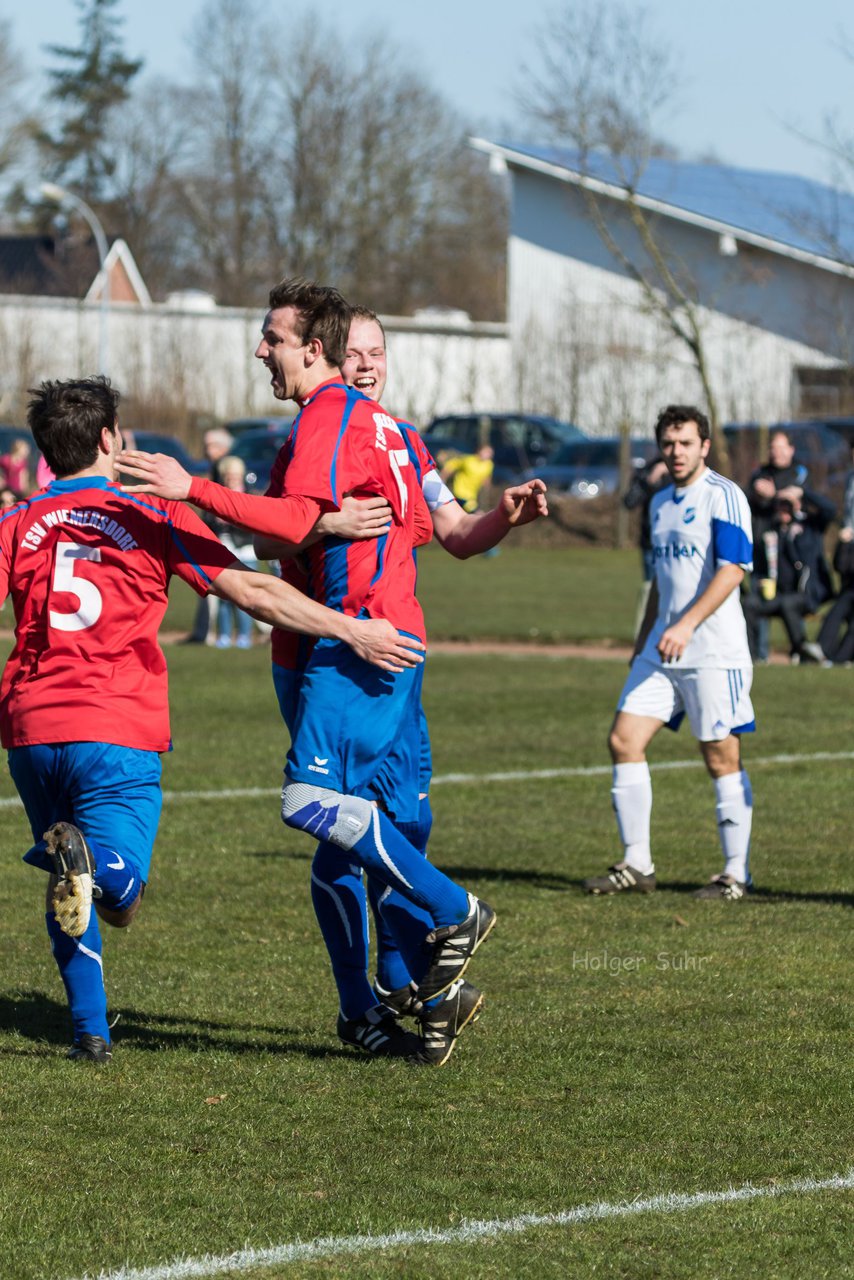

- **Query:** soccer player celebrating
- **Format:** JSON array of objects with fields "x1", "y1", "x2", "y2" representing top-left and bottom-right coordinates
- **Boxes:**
[
  {"x1": 2, "y1": 376, "x2": 425, "y2": 1063},
  {"x1": 118, "y1": 280, "x2": 498, "y2": 1054},
  {"x1": 585, "y1": 405, "x2": 755, "y2": 900}
]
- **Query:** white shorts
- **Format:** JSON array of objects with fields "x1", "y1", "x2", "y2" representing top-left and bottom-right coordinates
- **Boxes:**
[{"x1": 617, "y1": 658, "x2": 755, "y2": 742}]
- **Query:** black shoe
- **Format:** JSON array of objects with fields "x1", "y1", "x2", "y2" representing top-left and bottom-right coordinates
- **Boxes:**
[
  {"x1": 417, "y1": 895, "x2": 496, "y2": 1003},
  {"x1": 693, "y1": 874, "x2": 752, "y2": 900},
  {"x1": 67, "y1": 1034, "x2": 112, "y2": 1063},
  {"x1": 583, "y1": 861, "x2": 657, "y2": 895},
  {"x1": 373, "y1": 981, "x2": 423, "y2": 1019},
  {"x1": 415, "y1": 980, "x2": 484, "y2": 1067},
  {"x1": 337, "y1": 1005, "x2": 421, "y2": 1058},
  {"x1": 44, "y1": 822, "x2": 96, "y2": 937}
]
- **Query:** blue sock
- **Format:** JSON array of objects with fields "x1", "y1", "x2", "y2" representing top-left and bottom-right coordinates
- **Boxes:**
[
  {"x1": 310, "y1": 842, "x2": 377, "y2": 1022},
  {"x1": 86, "y1": 836, "x2": 143, "y2": 912},
  {"x1": 351, "y1": 808, "x2": 469, "y2": 927},
  {"x1": 46, "y1": 912, "x2": 110, "y2": 1043},
  {"x1": 369, "y1": 794, "x2": 436, "y2": 990},
  {"x1": 370, "y1": 879, "x2": 434, "y2": 988}
]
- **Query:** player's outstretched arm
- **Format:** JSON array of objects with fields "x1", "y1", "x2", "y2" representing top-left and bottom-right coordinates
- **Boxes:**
[
  {"x1": 433, "y1": 478, "x2": 548, "y2": 559},
  {"x1": 212, "y1": 565, "x2": 425, "y2": 672}
]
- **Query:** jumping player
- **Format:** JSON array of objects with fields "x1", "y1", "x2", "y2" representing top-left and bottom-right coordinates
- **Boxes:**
[
  {"x1": 2, "y1": 376, "x2": 425, "y2": 1062},
  {"x1": 585, "y1": 404, "x2": 755, "y2": 900}
]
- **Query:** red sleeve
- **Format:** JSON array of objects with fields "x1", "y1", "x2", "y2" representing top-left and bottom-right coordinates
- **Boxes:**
[
  {"x1": 412, "y1": 488, "x2": 433, "y2": 548},
  {"x1": 162, "y1": 499, "x2": 237, "y2": 595},
  {"x1": 188, "y1": 476, "x2": 326, "y2": 545}
]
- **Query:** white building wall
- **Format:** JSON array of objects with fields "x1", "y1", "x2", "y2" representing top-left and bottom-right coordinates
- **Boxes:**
[
  {"x1": 508, "y1": 236, "x2": 840, "y2": 432},
  {"x1": 0, "y1": 296, "x2": 512, "y2": 431}
]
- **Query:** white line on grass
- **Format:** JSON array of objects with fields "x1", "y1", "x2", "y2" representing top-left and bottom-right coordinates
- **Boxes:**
[
  {"x1": 74, "y1": 1169, "x2": 854, "y2": 1280},
  {"x1": 1, "y1": 749, "x2": 853, "y2": 812}
]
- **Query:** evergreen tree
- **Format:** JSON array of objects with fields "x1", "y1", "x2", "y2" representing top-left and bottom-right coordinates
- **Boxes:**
[{"x1": 40, "y1": 0, "x2": 142, "y2": 204}]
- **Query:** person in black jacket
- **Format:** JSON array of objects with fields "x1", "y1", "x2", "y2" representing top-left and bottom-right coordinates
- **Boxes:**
[
  {"x1": 746, "y1": 429, "x2": 809, "y2": 661},
  {"x1": 801, "y1": 529, "x2": 854, "y2": 665},
  {"x1": 742, "y1": 485, "x2": 836, "y2": 662}
]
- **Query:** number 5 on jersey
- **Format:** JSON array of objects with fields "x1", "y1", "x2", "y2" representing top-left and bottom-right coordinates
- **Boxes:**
[{"x1": 50, "y1": 542, "x2": 103, "y2": 631}]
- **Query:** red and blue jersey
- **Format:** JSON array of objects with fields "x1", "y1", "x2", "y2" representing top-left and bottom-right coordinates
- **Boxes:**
[
  {"x1": 186, "y1": 380, "x2": 435, "y2": 672},
  {"x1": 281, "y1": 380, "x2": 430, "y2": 642},
  {"x1": 0, "y1": 477, "x2": 235, "y2": 751}
]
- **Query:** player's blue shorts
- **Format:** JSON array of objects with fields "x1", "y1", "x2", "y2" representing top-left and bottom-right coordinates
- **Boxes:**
[
  {"x1": 9, "y1": 742, "x2": 163, "y2": 882},
  {"x1": 283, "y1": 636, "x2": 425, "y2": 824}
]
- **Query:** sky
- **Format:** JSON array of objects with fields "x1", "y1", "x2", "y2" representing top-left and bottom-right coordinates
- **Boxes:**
[{"x1": 3, "y1": 0, "x2": 853, "y2": 186}]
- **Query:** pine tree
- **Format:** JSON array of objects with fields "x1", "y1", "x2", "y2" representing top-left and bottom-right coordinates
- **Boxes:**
[{"x1": 40, "y1": 0, "x2": 142, "y2": 204}]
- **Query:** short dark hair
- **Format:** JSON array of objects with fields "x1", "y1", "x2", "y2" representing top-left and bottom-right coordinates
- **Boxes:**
[
  {"x1": 266, "y1": 276, "x2": 352, "y2": 369},
  {"x1": 350, "y1": 305, "x2": 386, "y2": 347},
  {"x1": 654, "y1": 404, "x2": 711, "y2": 445},
  {"x1": 27, "y1": 376, "x2": 120, "y2": 477},
  {"x1": 769, "y1": 427, "x2": 794, "y2": 447}
]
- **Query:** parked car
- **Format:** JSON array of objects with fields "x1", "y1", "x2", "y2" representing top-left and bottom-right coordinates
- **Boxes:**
[
  {"x1": 126, "y1": 431, "x2": 209, "y2": 478},
  {"x1": 228, "y1": 425, "x2": 292, "y2": 493},
  {"x1": 514, "y1": 436, "x2": 659, "y2": 499},
  {"x1": 422, "y1": 413, "x2": 586, "y2": 483},
  {"x1": 722, "y1": 421, "x2": 850, "y2": 498},
  {"x1": 0, "y1": 424, "x2": 34, "y2": 454},
  {"x1": 223, "y1": 416, "x2": 294, "y2": 439}
]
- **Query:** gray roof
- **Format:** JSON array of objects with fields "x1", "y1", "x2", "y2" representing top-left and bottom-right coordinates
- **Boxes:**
[{"x1": 487, "y1": 141, "x2": 854, "y2": 265}]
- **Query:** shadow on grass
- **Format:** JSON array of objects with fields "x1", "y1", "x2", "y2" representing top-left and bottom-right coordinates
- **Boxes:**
[{"x1": 0, "y1": 991, "x2": 357, "y2": 1061}]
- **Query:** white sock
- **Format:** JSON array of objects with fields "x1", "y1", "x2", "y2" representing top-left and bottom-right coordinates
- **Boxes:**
[
  {"x1": 611, "y1": 762, "x2": 654, "y2": 874},
  {"x1": 714, "y1": 770, "x2": 753, "y2": 883}
]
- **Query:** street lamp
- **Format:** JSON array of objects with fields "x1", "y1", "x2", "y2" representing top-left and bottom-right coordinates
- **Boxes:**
[{"x1": 40, "y1": 182, "x2": 111, "y2": 376}]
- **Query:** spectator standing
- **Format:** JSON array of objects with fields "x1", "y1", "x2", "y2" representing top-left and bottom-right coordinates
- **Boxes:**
[
  {"x1": 184, "y1": 427, "x2": 234, "y2": 643},
  {"x1": 746, "y1": 429, "x2": 808, "y2": 661},
  {"x1": 211, "y1": 456, "x2": 258, "y2": 649},
  {"x1": 441, "y1": 444, "x2": 495, "y2": 514},
  {"x1": 0, "y1": 439, "x2": 33, "y2": 495},
  {"x1": 623, "y1": 454, "x2": 670, "y2": 634}
]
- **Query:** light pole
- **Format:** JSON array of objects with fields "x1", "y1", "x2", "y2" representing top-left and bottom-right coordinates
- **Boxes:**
[{"x1": 40, "y1": 182, "x2": 111, "y2": 377}]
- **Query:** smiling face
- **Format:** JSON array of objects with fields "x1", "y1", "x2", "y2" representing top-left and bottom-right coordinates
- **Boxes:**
[
  {"x1": 254, "y1": 306, "x2": 309, "y2": 402},
  {"x1": 659, "y1": 419, "x2": 710, "y2": 487},
  {"x1": 341, "y1": 316, "x2": 387, "y2": 401}
]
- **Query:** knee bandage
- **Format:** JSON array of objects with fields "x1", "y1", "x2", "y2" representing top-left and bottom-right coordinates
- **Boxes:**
[{"x1": 281, "y1": 780, "x2": 373, "y2": 851}]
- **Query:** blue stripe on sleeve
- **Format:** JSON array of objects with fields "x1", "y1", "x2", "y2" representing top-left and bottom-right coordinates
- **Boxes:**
[{"x1": 712, "y1": 517, "x2": 752, "y2": 568}]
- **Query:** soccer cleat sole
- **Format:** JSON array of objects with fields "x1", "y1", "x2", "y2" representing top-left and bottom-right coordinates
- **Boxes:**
[{"x1": 45, "y1": 822, "x2": 95, "y2": 938}]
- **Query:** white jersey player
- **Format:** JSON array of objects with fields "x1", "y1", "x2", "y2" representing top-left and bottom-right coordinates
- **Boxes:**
[{"x1": 585, "y1": 405, "x2": 755, "y2": 900}]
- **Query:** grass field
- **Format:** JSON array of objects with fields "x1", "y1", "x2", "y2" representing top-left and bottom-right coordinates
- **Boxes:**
[{"x1": 0, "y1": 548, "x2": 851, "y2": 1279}]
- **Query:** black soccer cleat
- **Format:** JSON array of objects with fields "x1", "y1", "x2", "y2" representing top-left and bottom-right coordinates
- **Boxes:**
[
  {"x1": 417, "y1": 895, "x2": 496, "y2": 1003},
  {"x1": 583, "y1": 861, "x2": 657, "y2": 895},
  {"x1": 67, "y1": 1034, "x2": 112, "y2": 1064},
  {"x1": 415, "y1": 980, "x2": 484, "y2": 1067},
  {"x1": 693, "y1": 874, "x2": 752, "y2": 900},
  {"x1": 337, "y1": 1005, "x2": 421, "y2": 1058},
  {"x1": 44, "y1": 822, "x2": 96, "y2": 937},
  {"x1": 373, "y1": 981, "x2": 423, "y2": 1019}
]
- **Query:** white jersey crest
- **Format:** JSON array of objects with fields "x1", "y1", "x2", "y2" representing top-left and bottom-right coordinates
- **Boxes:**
[{"x1": 641, "y1": 469, "x2": 753, "y2": 669}]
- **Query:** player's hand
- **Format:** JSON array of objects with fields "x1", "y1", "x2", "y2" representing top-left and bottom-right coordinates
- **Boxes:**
[
  {"x1": 500, "y1": 478, "x2": 549, "y2": 526},
  {"x1": 317, "y1": 494, "x2": 392, "y2": 540},
  {"x1": 345, "y1": 617, "x2": 426, "y2": 671},
  {"x1": 657, "y1": 620, "x2": 694, "y2": 663},
  {"x1": 117, "y1": 450, "x2": 193, "y2": 500}
]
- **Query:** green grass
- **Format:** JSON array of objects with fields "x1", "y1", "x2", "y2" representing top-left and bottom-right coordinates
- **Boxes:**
[{"x1": 0, "y1": 554, "x2": 852, "y2": 1279}]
